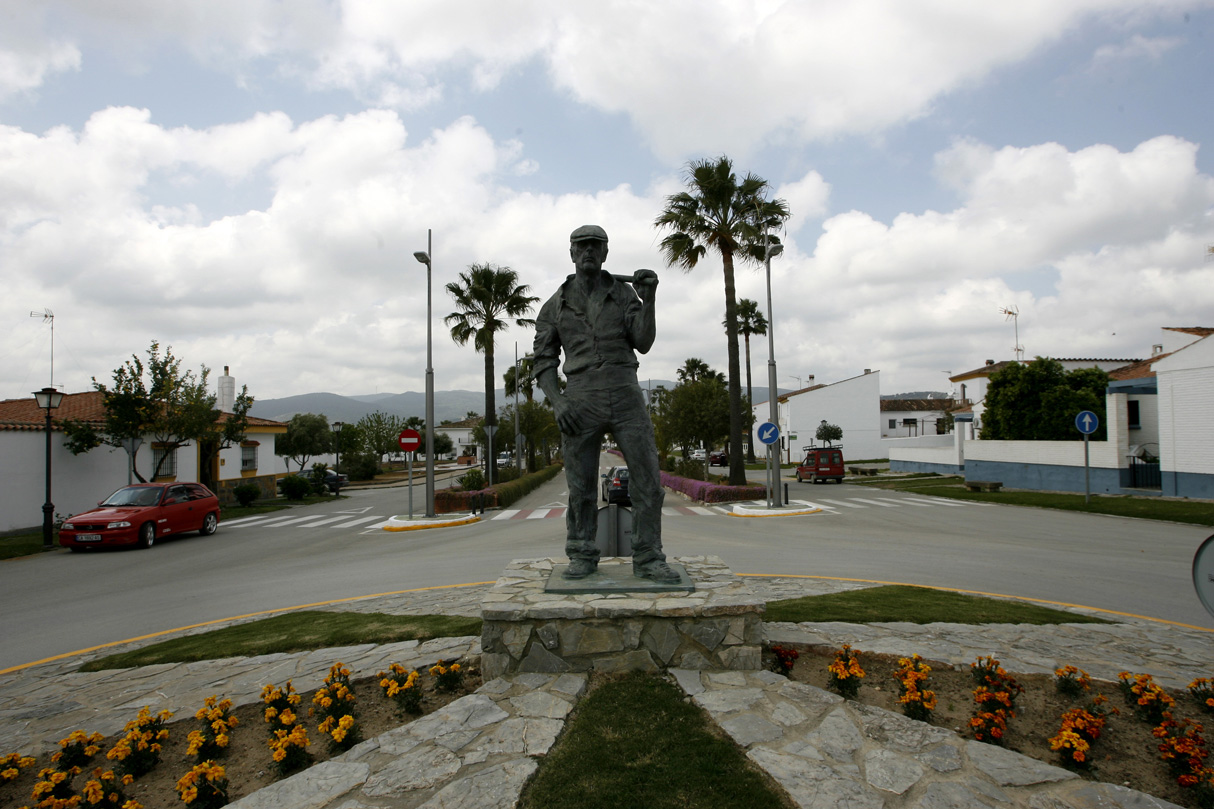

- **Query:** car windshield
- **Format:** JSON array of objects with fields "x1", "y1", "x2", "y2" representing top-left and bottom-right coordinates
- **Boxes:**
[{"x1": 101, "y1": 487, "x2": 162, "y2": 507}]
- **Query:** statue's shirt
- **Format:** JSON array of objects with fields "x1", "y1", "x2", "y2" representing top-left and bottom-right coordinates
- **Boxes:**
[{"x1": 533, "y1": 271, "x2": 645, "y2": 381}]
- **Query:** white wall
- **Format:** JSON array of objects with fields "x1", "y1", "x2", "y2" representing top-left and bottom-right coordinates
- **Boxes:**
[
  {"x1": 1155, "y1": 336, "x2": 1214, "y2": 476},
  {"x1": 755, "y1": 371, "x2": 883, "y2": 461},
  {"x1": 1, "y1": 432, "x2": 133, "y2": 532}
]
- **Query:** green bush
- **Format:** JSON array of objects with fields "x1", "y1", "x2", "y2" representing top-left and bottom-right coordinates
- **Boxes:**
[
  {"x1": 435, "y1": 462, "x2": 564, "y2": 513},
  {"x1": 279, "y1": 475, "x2": 312, "y2": 500},
  {"x1": 343, "y1": 452, "x2": 381, "y2": 481},
  {"x1": 309, "y1": 463, "x2": 329, "y2": 494},
  {"x1": 496, "y1": 465, "x2": 521, "y2": 483},
  {"x1": 233, "y1": 483, "x2": 261, "y2": 507},
  {"x1": 458, "y1": 468, "x2": 486, "y2": 490}
]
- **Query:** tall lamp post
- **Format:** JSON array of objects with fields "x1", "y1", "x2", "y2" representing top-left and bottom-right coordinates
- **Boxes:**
[
  {"x1": 413, "y1": 231, "x2": 436, "y2": 517},
  {"x1": 332, "y1": 422, "x2": 344, "y2": 495},
  {"x1": 513, "y1": 346, "x2": 533, "y2": 472},
  {"x1": 761, "y1": 225, "x2": 784, "y2": 507},
  {"x1": 33, "y1": 387, "x2": 64, "y2": 549}
]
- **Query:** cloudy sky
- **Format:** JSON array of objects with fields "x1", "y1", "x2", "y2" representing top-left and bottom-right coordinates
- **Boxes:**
[{"x1": 3, "y1": 1, "x2": 1212, "y2": 408}]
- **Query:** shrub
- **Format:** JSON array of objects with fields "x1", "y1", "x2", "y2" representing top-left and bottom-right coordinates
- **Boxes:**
[
  {"x1": 660, "y1": 471, "x2": 765, "y2": 504},
  {"x1": 827, "y1": 644, "x2": 865, "y2": 699},
  {"x1": 496, "y1": 465, "x2": 521, "y2": 483},
  {"x1": 458, "y1": 468, "x2": 487, "y2": 490},
  {"x1": 309, "y1": 464, "x2": 329, "y2": 495},
  {"x1": 279, "y1": 475, "x2": 311, "y2": 500},
  {"x1": 233, "y1": 483, "x2": 260, "y2": 507},
  {"x1": 343, "y1": 452, "x2": 380, "y2": 481}
]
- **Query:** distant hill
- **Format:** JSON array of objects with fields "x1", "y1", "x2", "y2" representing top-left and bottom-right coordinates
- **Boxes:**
[
  {"x1": 249, "y1": 390, "x2": 492, "y2": 424},
  {"x1": 881, "y1": 391, "x2": 949, "y2": 400},
  {"x1": 250, "y1": 378, "x2": 792, "y2": 423}
]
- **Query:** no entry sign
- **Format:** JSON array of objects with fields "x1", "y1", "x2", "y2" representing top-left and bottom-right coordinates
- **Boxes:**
[{"x1": 398, "y1": 428, "x2": 421, "y2": 452}]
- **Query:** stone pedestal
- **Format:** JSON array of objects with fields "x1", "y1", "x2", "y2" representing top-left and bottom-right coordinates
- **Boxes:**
[{"x1": 480, "y1": 556, "x2": 764, "y2": 680}]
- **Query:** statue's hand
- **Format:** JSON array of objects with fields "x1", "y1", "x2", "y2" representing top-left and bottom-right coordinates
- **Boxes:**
[
  {"x1": 552, "y1": 395, "x2": 580, "y2": 435},
  {"x1": 632, "y1": 269, "x2": 658, "y2": 303}
]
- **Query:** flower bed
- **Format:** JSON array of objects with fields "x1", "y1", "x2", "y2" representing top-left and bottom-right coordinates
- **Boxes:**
[{"x1": 660, "y1": 471, "x2": 765, "y2": 504}]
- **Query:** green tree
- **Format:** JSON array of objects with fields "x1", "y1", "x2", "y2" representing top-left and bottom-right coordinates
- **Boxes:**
[
  {"x1": 357, "y1": 411, "x2": 405, "y2": 461},
  {"x1": 275, "y1": 413, "x2": 332, "y2": 472},
  {"x1": 655, "y1": 155, "x2": 789, "y2": 485},
  {"x1": 730, "y1": 298, "x2": 768, "y2": 462},
  {"x1": 666, "y1": 374, "x2": 731, "y2": 480},
  {"x1": 816, "y1": 421, "x2": 843, "y2": 446},
  {"x1": 445, "y1": 263, "x2": 539, "y2": 486},
  {"x1": 980, "y1": 358, "x2": 1108, "y2": 440},
  {"x1": 62, "y1": 341, "x2": 252, "y2": 485},
  {"x1": 676, "y1": 357, "x2": 716, "y2": 384},
  {"x1": 504, "y1": 356, "x2": 535, "y2": 403}
]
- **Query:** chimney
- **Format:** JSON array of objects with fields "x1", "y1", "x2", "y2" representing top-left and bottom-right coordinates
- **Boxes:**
[
  {"x1": 218, "y1": 366, "x2": 236, "y2": 413},
  {"x1": 808, "y1": 375, "x2": 815, "y2": 385},
  {"x1": 864, "y1": 369, "x2": 871, "y2": 374},
  {"x1": 1152, "y1": 344, "x2": 1163, "y2": 356}
]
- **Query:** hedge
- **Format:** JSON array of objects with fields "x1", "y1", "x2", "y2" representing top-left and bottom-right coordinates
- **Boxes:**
[
  {"x1": 434, "y1": 462, "x2": 564, "y2": 513},
  {"x1": 660, "y1": 471, "x2": 765, "y2": 504}
]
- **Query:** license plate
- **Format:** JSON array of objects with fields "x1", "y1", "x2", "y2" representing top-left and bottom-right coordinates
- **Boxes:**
[{"x1": 76, "y1": 534, "x2": 102, "y2": 542}]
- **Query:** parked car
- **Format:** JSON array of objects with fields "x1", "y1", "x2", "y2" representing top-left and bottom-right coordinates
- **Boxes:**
[
  {"x1": 709, "y1": 450, "x2": 728, "y2": 466},
  {"x1": 321, "y1": 469, "x2": 349, "y2": 492},
  {"x1": 600, "y1": 466, "x2": 631, "y2": 505},
  {"x1": 690, "y1": 448, "x2": 707, "y2": 461},
  {"x1": 497, "y1": 451, "x2": 514, "y2": 468},
  {"x1": 796, "y1": 447, "x2": 845, "y2": 484},
  {"x1": 59, "y1": 482, "x2": 220, "y2": 551}
]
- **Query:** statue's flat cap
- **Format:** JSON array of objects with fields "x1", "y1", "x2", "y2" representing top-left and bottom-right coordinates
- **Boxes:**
[{"x1": 570, "y1": 224, "x2": 608, "y2": 243}]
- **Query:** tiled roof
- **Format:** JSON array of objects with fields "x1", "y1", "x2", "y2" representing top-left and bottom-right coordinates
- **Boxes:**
[
  {"x1": 881, "y1": 398, "x2": 958, "y2": 412},
  {"x1": 950, "y1": 361, "x2": 1017, "y2": 382},
  {"x1": 0, "y1": 390, "x2": 286, "y2": 432},
  {"x1": 1107, "y1": 353, "x2": 1174, "y2": 381},
  {"x1": 1163, "y1": 326, "x2": 1214, "y2": 337}
]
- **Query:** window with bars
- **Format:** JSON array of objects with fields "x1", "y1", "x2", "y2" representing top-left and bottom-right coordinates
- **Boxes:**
[
  {"x1": 241, "y1": 444, "x2": 258, "y2": 471},
  {"x1": 152, "y1": 446, "x2": 177, "y2": 479}
]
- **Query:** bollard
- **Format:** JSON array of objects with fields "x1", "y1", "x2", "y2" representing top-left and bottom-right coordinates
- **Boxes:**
[{"x1": 784, "y1": 482, "x2": 789, "y2": 503}]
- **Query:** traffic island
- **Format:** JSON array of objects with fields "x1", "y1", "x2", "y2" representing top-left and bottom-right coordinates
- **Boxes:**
[
  {"x1": 728, "y1": 500, "x2": 824, "y2": 517},
  {"x1": 479, "y1": 556, "x2": 764, "y2": 680},
  {"x1": 382, "y1": 514, "x2": 481, "y2": 531}
]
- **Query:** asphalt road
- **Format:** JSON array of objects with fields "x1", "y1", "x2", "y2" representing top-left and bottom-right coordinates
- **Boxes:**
[{"x1": 2, "y1": 463, "x2": 1210, "y2": 672}]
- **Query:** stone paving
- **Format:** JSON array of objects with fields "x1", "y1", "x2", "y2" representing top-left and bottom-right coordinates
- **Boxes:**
[{"x1": 2, "y1": 573, "x2": 1211, "y2": 808}]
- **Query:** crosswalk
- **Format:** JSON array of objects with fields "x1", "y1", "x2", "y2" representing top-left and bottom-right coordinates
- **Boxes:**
[{"x1": 218, "y1": 494, "x2": 993, "y2": 532}]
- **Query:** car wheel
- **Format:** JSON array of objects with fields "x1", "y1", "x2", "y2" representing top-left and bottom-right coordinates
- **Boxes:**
[
  {"x1": 796, "y1": 472, "x2": 803, "y2": 483},
  {"x1": 836, "y1": 477, "x2": 843, "y2": 484},
  {"x1": 68, "y1": 546, "x2": 83, "y2": 553},
  {"x1": 138, "y1": 522, "x2": 155, "y2": 549},
  {"x1": 199, "y1": 513, "x2": 218, "y2": 536}
]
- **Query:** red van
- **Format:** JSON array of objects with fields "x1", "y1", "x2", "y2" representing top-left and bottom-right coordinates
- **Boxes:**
[{"x1": 796, "y1": 447, "x2": 844, "y2": 484}]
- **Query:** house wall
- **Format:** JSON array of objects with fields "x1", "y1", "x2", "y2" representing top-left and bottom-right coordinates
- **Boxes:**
[
  {"x1": 757, "y1": 371, "x2": 883, "y2": 462},
  {"x1": 1, "y1": 433, "x2": 131, "y2": 533},
  {"x1": 1155, "y1": 336, "x2": 1214, "y2": 498},
  {"x1": 881, "y1": 410, "x2": 949, "y2": 438}
]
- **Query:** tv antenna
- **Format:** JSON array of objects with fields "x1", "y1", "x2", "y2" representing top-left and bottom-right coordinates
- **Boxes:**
[
  {"x1": 999, "y1": 305, "x2": 1023, "y2": 362},
  {"x1": 29, "y1": 308, "x2": 55, "y2": 387}
]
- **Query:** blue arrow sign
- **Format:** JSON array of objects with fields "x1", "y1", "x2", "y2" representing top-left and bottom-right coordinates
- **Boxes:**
[
  {"x1": 757, "y1": 422, "x2": 780, "y2": 445},
  {"x1": 1075, "y1": 410, "x2": 1099, "y2": 435}
]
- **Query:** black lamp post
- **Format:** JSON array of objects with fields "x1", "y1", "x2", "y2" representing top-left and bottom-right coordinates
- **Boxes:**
[
  {"x1": 413, "y1": 231, "x2": 436, "y2": 518},
  {"x1": 332, "y1": 421, "x2": 344, "y2": 495},
  {"x1": 33, "y1": 386, "x2": 64, "y2": 549}
]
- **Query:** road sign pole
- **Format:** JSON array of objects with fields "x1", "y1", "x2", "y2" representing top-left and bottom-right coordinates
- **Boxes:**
[
  {"x1": 1084, "y1": 434, "x2": 1090, "y2": 505},
  {"x1": 408, "y1": 453, "x2": 414, "y2": 519}
]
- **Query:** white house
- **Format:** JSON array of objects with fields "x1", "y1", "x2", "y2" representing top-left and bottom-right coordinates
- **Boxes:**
[
  {"x1": 881, "y1": 399, "x2": 957, "y2": 438},
  {"x1": 752, "y1": 370, "x2": 883, "y2": 461},
  {"x1": 0, "y1": 372, "x2": 286, "y2": 533},
  {"x1": 891, "y1": 327, "x2": 1213, "y2": 498}
]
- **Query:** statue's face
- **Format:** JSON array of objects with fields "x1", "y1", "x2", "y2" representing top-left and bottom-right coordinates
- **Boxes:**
[{"x1": 570, "y1": 239, "x2": 608, "y2": 272}]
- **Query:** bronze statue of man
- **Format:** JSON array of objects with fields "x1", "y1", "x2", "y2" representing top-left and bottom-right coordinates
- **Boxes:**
[{"x1": 533, "y1": 225, "x2": 678, "y2": 582}]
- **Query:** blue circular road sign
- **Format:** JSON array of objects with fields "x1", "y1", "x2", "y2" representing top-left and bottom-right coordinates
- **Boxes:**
[
  {"x1": 1075, "y1": 410, "x2": 1100, "y2": 435},
  {"x1": 757, "y1": 422, "x2": 781, "y2": 445}
]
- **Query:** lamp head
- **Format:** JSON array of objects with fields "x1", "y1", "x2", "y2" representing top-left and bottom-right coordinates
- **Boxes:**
[
  {"x1": 413, "y1": 251, "x2": 430, "y2": 266},
  {"x1": 33, "y1": 387, "x2": 63, "y2": 410}
]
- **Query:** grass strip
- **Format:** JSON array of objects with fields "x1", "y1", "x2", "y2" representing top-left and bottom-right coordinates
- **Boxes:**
[
  {"x1": 520, "y1": 672, "x2": 796, "y2": 809},
  {"x1": 869, "y1": 481, "x2": 1214, "y2": 526},
  {"x1": 0, "y1": 533, "x2": 51, "y2": 561},
  {"x1": 80, "y1": 611, "x2": 482, "y2": 671},
  {"x1": 763, "y1": 584, "x2": 1110, "y2": 625}
]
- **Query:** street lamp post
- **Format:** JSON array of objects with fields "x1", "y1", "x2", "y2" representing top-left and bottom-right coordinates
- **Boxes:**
[
  {"x1": 413, "y1": 231, "x2": 436, "y2": 517},
  {"x1": 513, "y1": 346, "x2": 533, "y2": 472},
  {"x1": 762, "y1": 228, "x2": 785, "y2": 508},
  {"x1": 332, "y1": 422, "x2": 344, "y2": 495},
  {"x1": 33, "y1": 387, "x2": 64, "y2": 550}
]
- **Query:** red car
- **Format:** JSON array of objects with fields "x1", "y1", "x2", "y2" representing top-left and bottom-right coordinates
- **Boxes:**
[
  {"x1": 796, "y1": 448, "x2": 845, "y2": 484},
  {"x1": 59, "y1": 482, "x2": 221, "y2": 551}
]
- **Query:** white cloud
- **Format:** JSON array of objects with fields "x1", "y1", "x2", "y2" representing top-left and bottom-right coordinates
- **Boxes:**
[{"x1": 1089, "y1": 33, "x2": 1183, "y2": 70}]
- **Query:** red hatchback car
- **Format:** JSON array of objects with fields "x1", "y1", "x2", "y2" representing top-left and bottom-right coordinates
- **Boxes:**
[{"x1": 59, "y1": 482, "x2": 221, "y2": 551}]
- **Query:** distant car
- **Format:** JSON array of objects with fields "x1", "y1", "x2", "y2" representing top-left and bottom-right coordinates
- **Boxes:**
[
  {"x1": 796, "y1": 447, "x2": 845, "y2": 484},
  {"x1": 321, "y1": 469, "x2": 349, "y2": 492},
  {"x1": 690, "y1": 448, "x2": 707, "y2": 461},
  {"x1": 59, "y1": 482, "x2": 220, "y2": 551},
  {"x1": 497, "y1": 451, "x2": 514, "y2": 468},
  {"x1": 709, "y1": 450, "x2": 728, "y2": 466},
  {"x1": 600, "y1": 466, "x2": 631, "y2": 505}
]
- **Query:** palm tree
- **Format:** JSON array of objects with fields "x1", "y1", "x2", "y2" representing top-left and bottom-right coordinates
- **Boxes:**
[
  {"x1": 677, "y1": 357, "x2": 713, "y2": 384},
  {"x1": 656, "y1": 156, "x2": 789, "y2": 485},
  {"x1": 727, "y1": 298, "x2": 768, "y2": 463},
  {"x1": 444, "y1": 263, "x2": 539, "y2": 485},
  {"x1": 503, "y1": 357, "x2": 535, "y2": 403}
]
